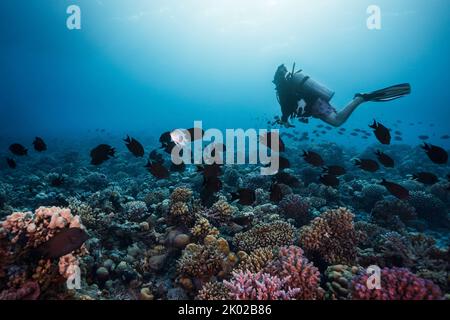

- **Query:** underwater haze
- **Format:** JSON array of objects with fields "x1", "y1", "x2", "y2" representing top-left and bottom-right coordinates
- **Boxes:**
[
  {"x1": 1, "y1": 0, "x2": 450, "y2": 141},
  {"x1": 0, "y1": 0, "x2": 450, "y2": 302}
]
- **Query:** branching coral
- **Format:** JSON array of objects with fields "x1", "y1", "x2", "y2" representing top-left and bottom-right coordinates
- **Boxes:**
[
  {"x1": 224, "y1": 271, "x2": 300, "y2": 300},
  {"x1": 408, "y1": 191, "x2": 447, "y2": 225},
  {"x1": 170, "y1": 187, "x2": 193, "y2": 203},
  {"x1": 279, "y1": 194, "x2": 312, "y2": 226},
  {"x1": 177, "y1": 235, "x2": 237, "y2": 284},
  {"x1": 190, "y1": 217, "x2": 219, "y2": 241},
  {"x1": 371, "y1": 199, "x2": 417, "y2": 230},
  {"x1": 299, "y1": 207, "x2": 361, "y2": 265},
  {"x1": 206, "y1": 199, "x2": 236, "y2": 225},
  {"x1": 225, "y1": 246, "x2": 323, "y2": 300},
  {"x1": 352, "y1": 267, "x2": 443, "y2": 300},
  {"x1": 233, "y1": 221, "x2": 295, "y2": 252},
  {"x1": 197, "y1": 281, "x2": 230, "y2": 300},
  {"x1": 265, "y1": 246, "x2": 324, "y2": 300},
  {"x1": 0, "y1": 281, "x2": 40, "y2": 300},
  {"x1": 234, "y1": 248, "x2": 275, "y2": 273}
]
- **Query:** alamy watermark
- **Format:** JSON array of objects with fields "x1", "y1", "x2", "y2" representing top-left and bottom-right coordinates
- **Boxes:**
[
  {"x1": 66, "y1": 4, "x2": 381, "y2": 31},
  {"x1": 170, "y1": 121, "x2": 281, "y2": 175},
  {"x1": 67, "y1": 5, "x2": 81, "y2": 30},
  {"x1": 367, "y1": 5, "x2": 382, "y2": 30},
  {"x1": 366, "y1": 265, "x2": 382, "y2": 290}
]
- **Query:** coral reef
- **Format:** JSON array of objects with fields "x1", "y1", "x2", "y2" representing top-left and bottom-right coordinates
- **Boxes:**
[
  {"x1": 352, "y1": 267, "x2": 443, "y2": 300},
  {"x1": 299, "y1": 207, "x2": 361, "y2": 265},
  {"x1": 233, "y1": 221, "x2": 296, "y2": 252},
  {"x1": 279, "y1": 194, "x2": 312, "y2": 226}
]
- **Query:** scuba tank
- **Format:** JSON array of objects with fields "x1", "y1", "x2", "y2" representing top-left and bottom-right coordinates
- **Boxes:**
[{"x1": 287, "y1": 64, "x2": 335, "y2": 102}]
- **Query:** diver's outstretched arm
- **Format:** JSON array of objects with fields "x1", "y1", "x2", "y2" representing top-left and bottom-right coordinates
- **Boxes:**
[{"x1": 319, "y1": 96, "x2": 365, "y2": 127}]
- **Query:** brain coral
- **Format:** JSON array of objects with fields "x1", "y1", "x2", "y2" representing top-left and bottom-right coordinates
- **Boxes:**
[{"x1": 299, "y1": 207, "x2": 360, "y2": 265}]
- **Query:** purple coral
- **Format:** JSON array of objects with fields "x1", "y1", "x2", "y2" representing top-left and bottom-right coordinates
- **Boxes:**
[
  {"x1": 279, "y1": 194, "x2": 311, "y2": 226},
  {"x1": 352, "y1": 267, "x2": 442, "y2": 300},
  {"x1": 0, "y1": 281, "x2": 40, "y2": 300}
]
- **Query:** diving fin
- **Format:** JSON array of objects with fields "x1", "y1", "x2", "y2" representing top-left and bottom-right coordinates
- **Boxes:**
[{"x1": 356, "y1": 83, "x2": 411, "y2": 102}]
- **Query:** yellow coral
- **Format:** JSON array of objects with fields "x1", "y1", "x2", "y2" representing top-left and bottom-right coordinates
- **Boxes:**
[
  {"x1": 170, "y1": 187, "x2": 193, "y2": 203},
  {"x1": 190, "y1": 217, "x2": 219, "y2": 240},
  {"x1": 234, "y1": 247, "x2": 275, "y2": 273},
  {"x1": 233, "y1": 221, "x2": 295, "y2": 252}
]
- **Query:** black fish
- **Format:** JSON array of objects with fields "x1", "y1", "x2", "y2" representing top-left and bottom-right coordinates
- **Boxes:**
[
  {"x1": 159, "y1": 131, "x2": 177, "y2": 154},
  {"x1": 149, "y1": 149, "x2": 164, "y2": 164},
  {"x1": 185, "y1": 127, "x2": 205, "y2": 141},
  {"x1": 350, "y1": 132, "x2": 358, "y2": 137},
  {"x1": 203, "y1": 175, "x2": 222, "y2": 192},
  {"x1": 159, "y1": 131, "x2": 172, "y2": 145},
  {"x1": 375, "y1": 150, "x2": 395, "y2": 168},
  {"x1": 302, "y1": 151, "x2": 324, "y2": 167},
  {"x1": 323, "y1": 165, "x2": 346, "y2": 176},
  {"x1": 411, "y1": 172, "x2": 438, "y2": 185},
  {"x1": 6, "y1": 158, "x2": 16, "y2": 169},
  {"x1": 354, "y1": 159, "x2": 379, "y2": 172},
  {"x1": 394, "y1": 136, "x2": 403, "y2": 141},
  {"x1": 124, "y1": 136, "x2": 144, "y2": 157},
  {"x1": 50, "y1": 175, "x2": 65, "y2": 187},
  {"x1": 270, "y1": 183, "x2": 283, "y2": 203},
  {"x1": 380, "y1": 179, "x2": 410, "y2": 200},
  {"x1": 260, "y1": 132, "x2": 285, "y2": 152},
  {"x1": 276, "y1": 172, "x2": 300, "y2": 188},
  {"x1": 197, "y1": 163, "x2": 223, "y2": 178},
  {"x1": 369, "y1": 120, "x2": 391, "y2": 145},
  {"x1": 231, "y1": 189, "x2": 256, "y2": 206},
  {"x1": 418, "y1": 135, "x2": 429, "y2": 141},
  {"x1": 421, "y1": 143, "x2": 448, "y2": 164},
  {"x1": 145, "y1": 161, "x2": 170, "y2": 179},
  {"x1": 441, "y1": 135, "x2": 450, "y2": 140},
  {"x1": 394, "y1": 131, "x2": 402, "y2": 136},
  {"x1": 35, "y1": 228, "x2": 89, "y2": 260},
  {"x1": 278, "y1": 156, "x2": 291, "y2": 170},
  {"x1": 319, "y1": 174, "x2": 340, "y2": 187},
  {"x1": 33, "y1": 137, "x2": 47, "y2": 152},
  {"x1": 90, "y1": 144, "x2": 115, "y2": 165},
  {"x1": 9, "y1": 143, "x2": 28, "y2": 156}
]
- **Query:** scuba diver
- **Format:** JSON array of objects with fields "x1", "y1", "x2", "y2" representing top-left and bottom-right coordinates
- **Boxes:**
[{"x1": 273, "y1": 64, "x2": 411, "y2": 127}]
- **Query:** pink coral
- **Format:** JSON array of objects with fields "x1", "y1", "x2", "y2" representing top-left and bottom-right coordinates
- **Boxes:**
[
  {"x1": 352, "y1": 267, "x2": 443, "y2": 300},
  {"x1": 0, "y1": 281, "x2": 40, "y2": 300},
  {"x1": 224, "y1": 271, "x2": 300, "y2": 300},
  {"x1": 266, "y1": 246, "x2": 323, "y2": 299},
  {"x1": 2, "y1": 206, "x2": 83, "y2": 248},
  {"x1": 224, "y1": 246, "x2": 323, "y2": 300}
]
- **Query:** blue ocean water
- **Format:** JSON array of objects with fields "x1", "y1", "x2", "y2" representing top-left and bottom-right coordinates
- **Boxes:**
[{"x1": 1, "y1": 0, "x2": 449, "y2": 147}]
